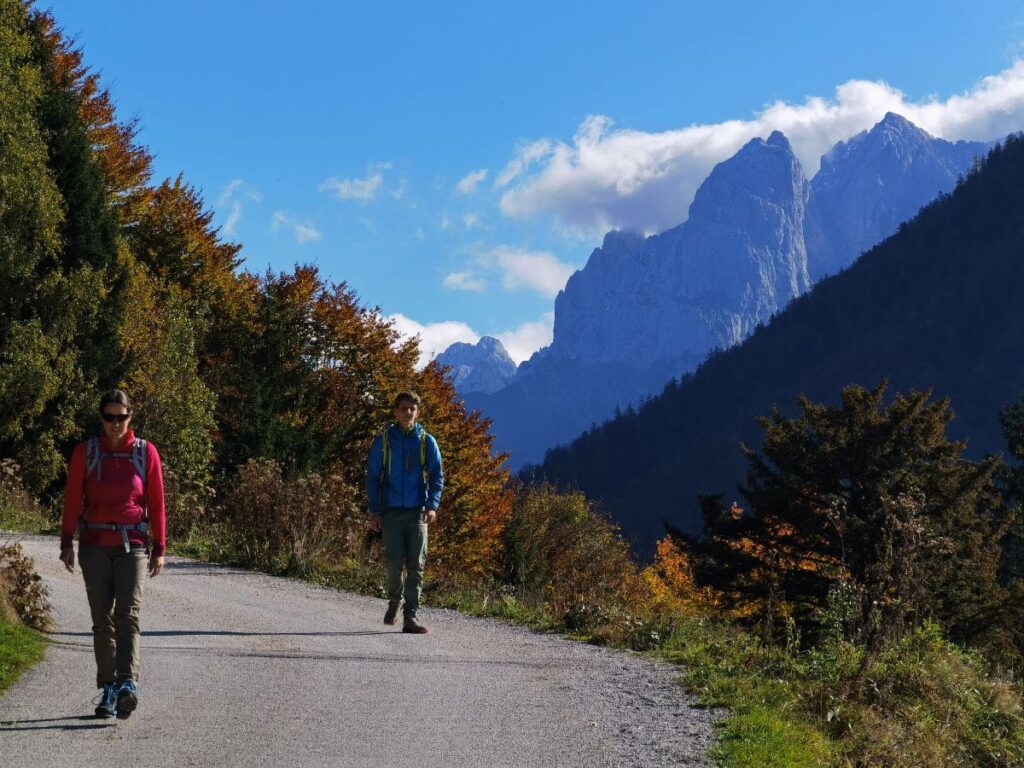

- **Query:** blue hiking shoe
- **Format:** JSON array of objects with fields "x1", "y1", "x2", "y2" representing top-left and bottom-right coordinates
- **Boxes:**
[
  {"x1": 94, "y1": 683, "x2": 117, "y2": 719},
  {"x1": 115, "y1": 680, "x2": 139, "y2": 719}
]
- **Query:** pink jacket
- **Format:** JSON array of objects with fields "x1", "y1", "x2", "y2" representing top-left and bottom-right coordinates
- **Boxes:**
[{"x1": 61, "y1": 430, "x2": 166, "y2": 557}]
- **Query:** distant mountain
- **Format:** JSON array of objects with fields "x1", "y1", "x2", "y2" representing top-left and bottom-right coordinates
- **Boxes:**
[
  {"x1": 460, "y1": 115, "x2": 989, "y2": 470},
  {"x1": 529, "y1": 136, "x2": 1024, "y2": 552},
  {"x1": 806, "y1": 112, "x2": 989, "y2": 280},
  {"x1": 435, "y1": 336, "x2": 517, "y2": 395}
]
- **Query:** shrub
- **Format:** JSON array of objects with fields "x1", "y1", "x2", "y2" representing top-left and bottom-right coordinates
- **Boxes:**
[
  {"x1": 213, "y1": 458, "x2": 363, "y2": 576},
  {"x1": 162, "y1": 466, "x2": 214, "y2": 541},
  {"x1": 0, "y1": 542, "x2": 51, "y2": 631},
  {"x1": 0, "y1": 459, "x2": 53, "y2": 533},
  {"x1": 504, "y1": 484, "x2": 642, "y2": 623}
]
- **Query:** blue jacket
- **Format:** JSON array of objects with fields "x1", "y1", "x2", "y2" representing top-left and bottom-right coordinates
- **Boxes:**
[{"x1": 365, "y1": 423, "x2": 444, "y2": 514}]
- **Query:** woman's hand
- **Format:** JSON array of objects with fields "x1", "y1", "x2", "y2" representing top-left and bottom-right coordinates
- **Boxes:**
[
  {"x1": 59, "y1": 546, "x2": 75, "y2": 573},
  {"x1": 149, "y1": 553, "x2": 165, "y2": 577}
]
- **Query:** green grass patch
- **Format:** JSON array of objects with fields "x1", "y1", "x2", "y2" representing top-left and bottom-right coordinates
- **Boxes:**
[
  {"x1": 0, "y1": 614, "x2": 46, "y2": 695},
  {"x1": 657, "y1": 616, "x2": 1024, "y2": 768},
  {"x1": 660, "y1": 616, "x2": 835, "y2": 768}
]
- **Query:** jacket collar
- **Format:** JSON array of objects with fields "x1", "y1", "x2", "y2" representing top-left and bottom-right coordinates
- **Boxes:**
[
  {"x1": 100, "y1": 429, "x2": 136, "y2": 452},
  {"x1": 390, "y1": 422, "x2": 422, "y2": 438}
]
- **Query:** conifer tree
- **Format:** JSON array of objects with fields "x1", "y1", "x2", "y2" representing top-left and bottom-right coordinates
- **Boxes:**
[
  {"x1": 697, "y1": 383, "x2": 1015, "y2": 653},
  {"x1": 0, "y1": 0, "x2": 79, "y2": 489}
]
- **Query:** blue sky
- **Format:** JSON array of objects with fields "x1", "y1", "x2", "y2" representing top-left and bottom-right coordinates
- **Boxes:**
[{"x1": 44, "y1": 1, "x2": 1024, "y2": 363}]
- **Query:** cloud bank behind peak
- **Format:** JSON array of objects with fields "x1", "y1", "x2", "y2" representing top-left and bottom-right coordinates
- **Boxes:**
[{"x1": 498, "y1": 62, "x2": 1024, "y2": 236}]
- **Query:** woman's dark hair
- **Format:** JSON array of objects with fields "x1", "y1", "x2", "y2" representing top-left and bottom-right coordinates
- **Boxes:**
[
  {"x1": 99, "y1": 389, "x2": 132, "y2": 414},
  {"x1": 393, "y1": 391, "x2": 421, "y2": 408}
]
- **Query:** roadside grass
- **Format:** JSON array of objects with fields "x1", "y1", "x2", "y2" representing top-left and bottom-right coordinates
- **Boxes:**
[{"x1": 0, "y1": 613, "x2": 45, "y2": 695}]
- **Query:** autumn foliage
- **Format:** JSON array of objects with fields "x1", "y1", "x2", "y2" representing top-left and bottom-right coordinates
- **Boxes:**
[{"x1": 0, "y1": 1, "x2": 511, "y2": 585}]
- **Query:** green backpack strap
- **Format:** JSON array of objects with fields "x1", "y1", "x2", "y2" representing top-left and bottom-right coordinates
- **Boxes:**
[{"x1": 379, "y1": 428, "x2": 391, "y2": 481}]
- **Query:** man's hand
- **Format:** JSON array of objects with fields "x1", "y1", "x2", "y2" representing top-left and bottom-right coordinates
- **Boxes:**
[
  {"x1": 149, "y1": 553, "x2": 165, "y2": 578},
  {"x1": 421, "y1": 509, "x2": 437, "y2": 525},
  {"x1": 368, "y1": 514, "x2": 383, "y2": 532},
  {"x1": 59, "y1": 546, "x2": 75, "y2": 573}
]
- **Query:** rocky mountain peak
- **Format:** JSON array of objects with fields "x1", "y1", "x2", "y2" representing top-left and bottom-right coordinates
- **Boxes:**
[
  {"x1": 435, "y1": 336, "x2": 517, "y2": 395},
  {"x1": 806, "y1": 113, "x2": 989, "y2": 280}
]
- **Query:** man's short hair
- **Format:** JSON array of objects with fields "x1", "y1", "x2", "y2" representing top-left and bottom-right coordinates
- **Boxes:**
[{"x1": 393, "y1": 391, "x2": 422, "y2": 409}]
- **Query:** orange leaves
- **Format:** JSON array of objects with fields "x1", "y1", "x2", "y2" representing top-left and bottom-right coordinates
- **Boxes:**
[{"x1": 640, "y1": 536, "x2": 720, "y2": 614}]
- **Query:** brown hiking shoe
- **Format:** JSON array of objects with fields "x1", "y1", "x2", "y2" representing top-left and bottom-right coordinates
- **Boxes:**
[
  {"x1": 384, "y1": 601, "x2": 400, "y2": 626},
  {"x1": 402, "y1": 616, "x2": 428, "y2": 634}
]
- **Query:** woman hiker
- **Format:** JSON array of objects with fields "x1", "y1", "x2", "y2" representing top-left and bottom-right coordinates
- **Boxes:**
[{"x1": 59, "y1": 389, "x2": 166, "y2": 719}]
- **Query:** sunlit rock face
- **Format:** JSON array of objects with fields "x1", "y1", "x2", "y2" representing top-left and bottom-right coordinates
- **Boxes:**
[
  {"x1": 435, "y1": 336, "x2": 517, "y2": 395},
  {"x1": 805, "y1": 112, "x2": 990, "y2": 281}
]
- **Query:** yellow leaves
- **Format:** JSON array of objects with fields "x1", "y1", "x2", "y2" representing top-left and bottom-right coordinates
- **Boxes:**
[{"x1": 640, "y1": 536, "x2": 720, "y2": 614}]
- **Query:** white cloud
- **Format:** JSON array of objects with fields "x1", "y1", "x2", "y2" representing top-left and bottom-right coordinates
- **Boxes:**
[
  {"x1": 439, "y1": 215, "x2": 452, "y2": 230},
  {"x1": 462, "y1": 213, "x2": 482, "y2": 229},
  {"x1": 387, "y1": 312, "x2": 553, "y2": 367},
  {"x1": 456, "y1": 168, "x2": 488, "y2": 195},
  {"x1": 271, "y1": 211, "x2": 322, "y2": 244},
  {"x1": 217, "y1": 179, "x2": 262, "y2": 237},
  {"x1": 481, "y1": 245, "x2": 576, "y2": 298},
  {"x1": 443, "y1": 271, "x2": 487, "y2": 292},
  {"x1": 496, "y1": 313, "x2": 554, "y2": 364},
  {"x1": 499, "y1": 61, "x2": 1024, "y2": 235},
  {"x1": 319, "y1": 162, "x2": 392, "y2": 201},
  {"x1": 388, "y1": 314, "x2": 479, "y2": 368}
]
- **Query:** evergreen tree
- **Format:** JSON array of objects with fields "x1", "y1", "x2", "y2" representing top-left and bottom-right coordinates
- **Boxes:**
[
  {"x1": 0, "y1": 0, "x2": 77, "y2": 489},
  {"x1": 697, "y1": 383, "x2": 1016, "y2": 656}
]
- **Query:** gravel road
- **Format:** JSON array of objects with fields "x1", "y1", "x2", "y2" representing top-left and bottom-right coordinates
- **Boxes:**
[{"x1": 0, "y1": 535, "x2": 719, "y2": 767}]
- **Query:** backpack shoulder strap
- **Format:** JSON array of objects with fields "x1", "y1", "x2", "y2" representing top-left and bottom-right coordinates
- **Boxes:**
[
  {"x1": 132, "y1": 438, "x2": 148, "y2": 489},
  {"x1": 85, "y1": 437, "x2": 102, "y2": 482},
  {"x1": 380, "y1": 427, "x2": 392, "y2": 479},
  {"x1": 419, "y1": 429, "x2": 428, "y2": 467}
]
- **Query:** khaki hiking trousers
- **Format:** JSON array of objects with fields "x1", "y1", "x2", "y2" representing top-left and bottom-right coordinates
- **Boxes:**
[{"x1": 79, "y1": 543, "x2": 147, "y2": 688}]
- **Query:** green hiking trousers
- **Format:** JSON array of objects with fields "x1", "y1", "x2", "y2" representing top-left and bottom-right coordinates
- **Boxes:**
[{"x1": 382, "y1": 507, "x2": 428, "y2": 617}]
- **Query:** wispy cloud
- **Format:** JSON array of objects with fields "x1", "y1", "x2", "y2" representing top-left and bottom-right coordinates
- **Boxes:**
[
  {"x1": 443, "y1": 271, "x2": 487, "y2": 292},
  {"x1": 217, "y1": 179, "x2": 262, "y2": 237},
  {"x1": 319, "y1": 162, "x2": 392, "y2": 201},
  {"x1": 496, "y1": 140, "x2": 552, "y2": 188},
  {"x1": 462, "y1": 213, "x2": 482, "y2": 229},
  {"x1": 481, "y1": 245, "x2": 576, "y2": 298},
  {"x1": 499, "y1": 61, "x2": 1024, "y2": 235},
  {"x1": 272, "y1": 211, "x2": 322, "y2": 244},
  {"x1": 456, "y1": 168, "x2": 488, "y2": 195}
]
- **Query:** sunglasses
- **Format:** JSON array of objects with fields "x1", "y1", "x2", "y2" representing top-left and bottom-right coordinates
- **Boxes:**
[{"x1": 101, "y1": 413, "x2": 131, "y2": 423}]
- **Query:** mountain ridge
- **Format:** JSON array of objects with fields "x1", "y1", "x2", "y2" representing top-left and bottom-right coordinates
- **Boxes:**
[{"x1": 450, "y1": 115, "x2": 990, "y2": 470}]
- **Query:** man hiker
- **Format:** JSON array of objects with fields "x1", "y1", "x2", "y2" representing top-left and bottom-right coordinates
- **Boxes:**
[{"x1": 366, "y1": 391, "x2": 444, "y2": 634}]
